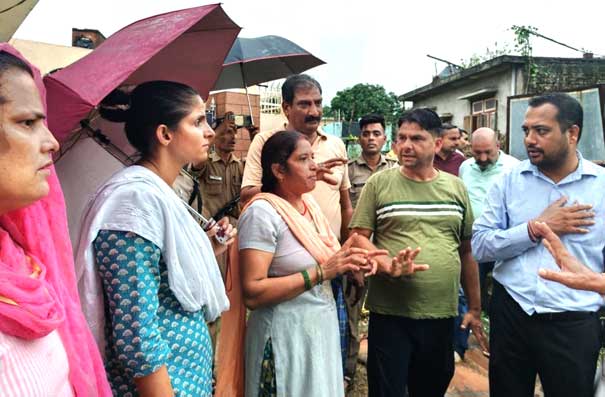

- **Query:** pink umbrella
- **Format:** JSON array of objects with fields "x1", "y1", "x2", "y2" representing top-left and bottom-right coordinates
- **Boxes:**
[
  {"x1": 44, "y1": 3, "x2": 240, "y2": 143},
  {"x1": 46, "y1": 4, "x2": 240, "y2": 244}
]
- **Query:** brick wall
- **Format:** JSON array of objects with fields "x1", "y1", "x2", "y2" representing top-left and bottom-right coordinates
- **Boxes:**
[
  {"x1": 207, "y1": 91, "x2": 261, "y2": 159},
  {"x1": 529, "y1": 59, "x2": 605, "y2": 93},
  {"x1": 72, "y1": 28, "x2": 106, "y2": 49}
]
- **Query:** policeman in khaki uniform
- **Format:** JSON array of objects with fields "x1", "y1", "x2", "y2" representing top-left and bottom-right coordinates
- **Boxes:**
[
  {"x1": 194, "y1": 112, "x2": 244, "y2": 274},
  {"x1": 345, "y1": 113, "x2": 396, "y2": 390},
  {"x1": 349, "y1": 114, "x2": 397, "y2": 207},
  {"x1": 197, "y1": 112, "x2": 244, "y2": 225},
  {"x1": 173, "y1": 112, "x2": 244, "y2": 276}
]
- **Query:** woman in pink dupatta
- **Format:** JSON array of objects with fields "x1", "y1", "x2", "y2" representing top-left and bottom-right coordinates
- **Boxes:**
[
  {"x1": 237, "y1": 131, "x2": 387, "y2": 397},
  {"x1": 0, "y1": 45, "x2": 111, "y2": 396}
]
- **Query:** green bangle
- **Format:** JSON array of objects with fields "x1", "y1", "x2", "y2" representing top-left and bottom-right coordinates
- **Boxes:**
[
  {"x1": 301, "y1": 269, "x2": 312, "y2": 290},
  {"x1": 316, "y1": 265, "x2": 324, "y2": 285}
]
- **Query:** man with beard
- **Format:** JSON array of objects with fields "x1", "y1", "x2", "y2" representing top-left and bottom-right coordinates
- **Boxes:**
[
  {"x1": 472, "y1": 93, "x2": 604, "y2": 397},
  {"x1": 433, "y1": 123, "x2": 466, "y2": 176},
  {"x1": 459, "y1": 128, "x2": 518, "y2": 312},
  {"x1": 350, "y1": 108, "x2": 486, "y2": 396}
]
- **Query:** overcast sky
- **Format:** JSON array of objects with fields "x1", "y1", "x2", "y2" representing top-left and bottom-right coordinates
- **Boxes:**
[{"x1": 14, "y1": 0, "x2": 605, "y2": 102}]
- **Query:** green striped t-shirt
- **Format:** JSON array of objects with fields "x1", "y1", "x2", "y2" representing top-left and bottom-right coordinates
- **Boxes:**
[{"x1": 349, "y1": 167, "x2": 474, "y2": 319}]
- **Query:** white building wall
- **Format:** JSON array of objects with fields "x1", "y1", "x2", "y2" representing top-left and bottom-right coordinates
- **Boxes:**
[{"x1": 411, "y1": 67, "x2": 515, "y2": 135}]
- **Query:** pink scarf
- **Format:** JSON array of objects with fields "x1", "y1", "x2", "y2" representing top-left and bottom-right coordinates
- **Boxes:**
[
  {"x1": 0, "y1": 230, "x2": 65, "y2": 339},
  {"x1": 0, "y1": 44, "x2": 111, "y2": 397}
]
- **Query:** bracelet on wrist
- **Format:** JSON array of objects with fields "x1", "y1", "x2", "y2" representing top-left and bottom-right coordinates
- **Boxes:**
[
  {"x1": 301, "y1": 269, "x2": 312, "y2": 291},
  {"x1": 316, "y1": 265, "x2": 324, "y2": 285}
]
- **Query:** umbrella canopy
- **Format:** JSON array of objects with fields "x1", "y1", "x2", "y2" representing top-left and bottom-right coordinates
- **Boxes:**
[
  {"x1": 213, "y1": 35, "x2": 325, "y2": 90},
  {"x1": 48, "y1": 4, "x2": 240, "y2": 244},
  {"x1": 45, "y1": 3, "x2": 240, "y2": 143},
  {"x1": 0, "y1": 0, "x2": 39, "y2": 41}
]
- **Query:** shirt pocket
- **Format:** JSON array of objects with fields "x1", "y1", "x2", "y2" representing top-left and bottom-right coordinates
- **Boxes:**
[
  {"x1": 326, "y1": 164, "x2": 345, "y2": 190},
  {"x1": 203, "y1": 175, "x2": 223, "y2": 196}
]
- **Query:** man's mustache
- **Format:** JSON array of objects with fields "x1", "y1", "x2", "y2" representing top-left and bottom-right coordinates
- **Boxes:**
[
  {"x1": 527, "y1": 146, "x2": 543, "y2": 153},
  {"x1": 304, "y1": 116, "x2": 321, "y2": 123}
]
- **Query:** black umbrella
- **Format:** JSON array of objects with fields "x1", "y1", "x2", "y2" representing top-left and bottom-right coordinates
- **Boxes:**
[{"x1": 212, "y1": 35, "x2": 325, "y2": 121}]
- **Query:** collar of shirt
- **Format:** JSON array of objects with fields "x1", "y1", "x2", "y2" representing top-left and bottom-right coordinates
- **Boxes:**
[
  {"x1": 519, "y1": 150, "x2": 599, "y2": 183},
  {"x1": 354, "y1": 154, "x2": 388, "y2": 167},
  {"x1": 469, "y1": 150, "x2": 506, "y2": 173},
  {"x1": 210, "y1": 151, "x2": 240, "y2": 164},
  {"x1": 311, "y1": 127, "x2": 328, "y2": 145}
]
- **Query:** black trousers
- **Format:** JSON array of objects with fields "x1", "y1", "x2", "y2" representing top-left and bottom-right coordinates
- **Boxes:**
[
  {"x1": 367, "y1": 312, "x2": 455, "y2": 397},
  {"x1": 490, "y1": 280, "x2": 601, "y2": 397}
]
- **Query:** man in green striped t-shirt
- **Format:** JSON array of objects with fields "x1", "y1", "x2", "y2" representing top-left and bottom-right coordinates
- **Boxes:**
[{"x1": 350, "y1": 108, "x2": 486, "y2": 397}]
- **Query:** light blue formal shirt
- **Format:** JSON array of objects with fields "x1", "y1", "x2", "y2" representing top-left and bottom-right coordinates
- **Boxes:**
[{"x1": 472, "y1": 152, "x2": 605, "y2": 314}]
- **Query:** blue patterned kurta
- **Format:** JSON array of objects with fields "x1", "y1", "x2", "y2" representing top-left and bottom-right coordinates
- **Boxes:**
[{"x1": 94, "y1": 230, "x2": 213, "y2": 397}]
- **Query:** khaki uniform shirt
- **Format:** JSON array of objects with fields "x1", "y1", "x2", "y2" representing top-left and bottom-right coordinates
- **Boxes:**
[
  {"x1": 172, "y1": 154, "x2": 242, "y2": 279},
  {"x1": 195, "y1": 152, "x2": 244, "y2": 224},
  {"x1": 348, "y1": 155, "x2": 398, "y2": 208},
  {"x1": 242, "y1": 128, "x2": 350, "y2": 239},
  {"x1": 172, "y1": 168, "x2": 211, "y2": 222}
]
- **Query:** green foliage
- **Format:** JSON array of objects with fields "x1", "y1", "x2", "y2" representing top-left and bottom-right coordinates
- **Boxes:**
[
  {"x1": 459, "y1": 41, "x2": 512, "y2": 68},
  {"x1": 322, "y1": 105, "x2": 333, "y2": 118},
  {"x1": 511, "y1": 25, "x2": 538, "y2": 56},
  {"x1": 511, "y1": 25, "x2": 542, "y2": 93},
  {"x1": 457, "y1": 26, "x2": 537, "y2": 70},
  {"x1": 456, "y1": 25, "x2": 559, "y2": 94},
  {"x1": 330, "y1": 83, "x2": 402, "y2": 124}
]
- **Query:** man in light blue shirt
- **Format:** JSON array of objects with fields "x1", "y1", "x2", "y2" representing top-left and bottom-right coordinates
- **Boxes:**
[
  {"x1": 472, "y1": 93, "x2": 604, "y2": 397},
  {"x1": 459, "y1": 128, "x2": 519, "y2": 312},
  {"x1": 459, "y1": 128, "x2": 519, "y2": 218}
]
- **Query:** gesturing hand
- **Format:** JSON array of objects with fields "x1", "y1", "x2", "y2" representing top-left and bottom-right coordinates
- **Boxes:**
[
  {"x1": 534, "y1": 196, "x2": 595, "y2": 236},
  {"x1": 534, "y1": 221, "x2": 605, "y2": 294},
  {"x1": 381, "y1": 247, "x2": 429, "y2": 278},
  {"x1": 322, "y1": 233, "x2": 388, "y2": 281},
  {"x1": 316, "y1": 158, "x2": 347, "y2": 185}
]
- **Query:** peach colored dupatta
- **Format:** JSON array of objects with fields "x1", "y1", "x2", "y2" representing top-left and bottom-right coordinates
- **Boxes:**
[{"x1": 215, "y1": 192, "x2": 340, "y2": 396}]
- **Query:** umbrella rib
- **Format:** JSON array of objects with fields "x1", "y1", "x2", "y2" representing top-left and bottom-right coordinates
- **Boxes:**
[{"x1": 222, "y1": 52, "x2": 320, "y2": 67}]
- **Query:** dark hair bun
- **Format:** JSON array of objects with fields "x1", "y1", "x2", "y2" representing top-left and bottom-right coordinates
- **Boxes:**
[{"x1": 99, "y1": 87, "x2": 132, "y2": 123}]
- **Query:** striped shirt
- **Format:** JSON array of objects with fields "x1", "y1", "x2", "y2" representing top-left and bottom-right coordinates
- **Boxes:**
[
  {"x1": 0, "y1": 330, "x2": 73, "y2": 397},
  {"x1": 350, "y1": 168, "x2": 474, "y2": 318}
]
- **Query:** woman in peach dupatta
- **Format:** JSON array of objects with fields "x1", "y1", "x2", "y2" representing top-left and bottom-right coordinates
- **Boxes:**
[{"x1": 238, "y1": 131, "x2": 386, "y2": 397}]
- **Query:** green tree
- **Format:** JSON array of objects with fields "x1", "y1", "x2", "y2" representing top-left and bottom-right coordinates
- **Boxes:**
[{"x1": 330, "y1": 83, "x2": 402, "y2": 124}]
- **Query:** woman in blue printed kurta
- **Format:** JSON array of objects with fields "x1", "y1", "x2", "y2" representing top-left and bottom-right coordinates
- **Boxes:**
[
  {"x1": 94, "y1": 230, "x2": 213, "y2": 396},
  {"x1": 75, "y1": 81, "x2": 230, "y2": 397}
]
